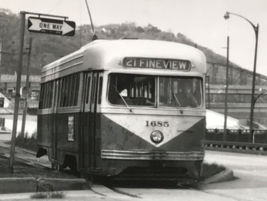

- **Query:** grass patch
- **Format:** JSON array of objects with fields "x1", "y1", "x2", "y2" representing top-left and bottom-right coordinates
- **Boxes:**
[
  {"x1": 201, "y1": 162, "x2": 226, "y2": 180},
  {"x1": 50, "y1": 191, "x2": 66, "y2": 198},
  {"x1": 5, "y1": 131, "x2": 39, "y2": 152},
  {"x1": 15, "y1": 136, "x2": 38, "y2": 152},
  {"x1": 30, "y1": 192, "x2": 47, "y2": 199},
  {"x1": 31, "y1": 192, "x2": 65, "y2": 199}
]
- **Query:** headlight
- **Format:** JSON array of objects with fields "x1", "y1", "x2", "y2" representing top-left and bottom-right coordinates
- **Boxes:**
[{"x1": 150, "y1": 130, "x2": 164, "y2": 144}]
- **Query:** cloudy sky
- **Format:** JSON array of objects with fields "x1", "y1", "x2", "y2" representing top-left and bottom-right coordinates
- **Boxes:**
[{"x1": 1, "y1": 0, "x2": 266, "y2": 76}]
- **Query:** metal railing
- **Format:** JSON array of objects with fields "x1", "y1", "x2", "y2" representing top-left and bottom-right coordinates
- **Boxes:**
[{"x1": 203, "y1": 129, "x2": 267, "y2": 153}]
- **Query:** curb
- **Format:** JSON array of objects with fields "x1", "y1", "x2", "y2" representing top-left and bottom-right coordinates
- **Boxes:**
[
  {"x1": 0, "y1": 177, "x2": 37, "y2": 194},
  {"x1": 202, "y1": 168, "x2": 234, "y2": 184},
  {"x1": 0, "y1": 177, "x2": 88, "y2": 194},
  {"x1": 37, "y1": 178, "x2": 89, "y2": 191},
  {"x1": 0, "y1": 190, "x2": 104, "y2": 200}
]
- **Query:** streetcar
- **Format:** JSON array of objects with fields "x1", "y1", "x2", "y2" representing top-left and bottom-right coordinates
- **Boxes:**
[{"x1": 36, "y1": 39, "x2": 206, "y2": 183}]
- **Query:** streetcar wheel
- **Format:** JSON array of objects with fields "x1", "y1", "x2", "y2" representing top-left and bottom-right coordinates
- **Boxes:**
[
  {"x1": 51, "y1": 163, "x2": 56, "y2": 170},
  {"x1": 51, "y1": 164, "x2": 64, "y2": 171},
  {"x1": 57, "y1": 164, "x2": 64, "y2": 171}
]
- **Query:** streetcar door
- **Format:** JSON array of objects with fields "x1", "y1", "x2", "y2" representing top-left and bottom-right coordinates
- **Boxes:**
[
  {"x1": 91, "y1": 72, "x2": 103, "y2": 169},
  {"x1": 89, "y1": 71, "x2": 102, "y2": 169},
  {"x1": 52, "y1": 80, "x2": 59, "y2": 161},
  {"x1": 79, "y1": 72, "x2": 92, "y2": 169},
  {"x1": 80, "y1": 71, "x2": 103, "y2": 171}
]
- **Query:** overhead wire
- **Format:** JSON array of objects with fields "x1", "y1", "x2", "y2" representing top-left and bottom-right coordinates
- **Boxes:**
[{"x1": 47, "y1": 0, "x2": 65, "y2": 14}]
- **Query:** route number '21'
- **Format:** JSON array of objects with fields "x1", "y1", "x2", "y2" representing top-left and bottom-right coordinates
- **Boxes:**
[{"x1": 146, "y1": 121, "x2": 169, "y2": 127}]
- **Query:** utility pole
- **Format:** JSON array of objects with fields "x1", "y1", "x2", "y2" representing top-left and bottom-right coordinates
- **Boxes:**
[
  {"x1": 9, "y1": 11, "x2": 26, "y2": 172},
  {"x1": 21, "y1": 37, "x2": 32, "y2": 138},
  {"x1": 9, "y1": 11, "x2": 71, "y2": 173},
  {"x1": 223, "y1": 36, "x2": 229, "y2": 141},
  {"x1": 0, "y1": 42, "x2": 2, "y2": 85}
]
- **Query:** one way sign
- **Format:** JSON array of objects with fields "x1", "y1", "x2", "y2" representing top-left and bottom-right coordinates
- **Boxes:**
[{"x1": 28, "y1": 17, "x2": 76, "y2": 36}]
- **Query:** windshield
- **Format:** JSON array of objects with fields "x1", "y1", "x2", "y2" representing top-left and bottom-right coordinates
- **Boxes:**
[{"x1": 108, "y1": 73, "x2": 202, "y2": 108}]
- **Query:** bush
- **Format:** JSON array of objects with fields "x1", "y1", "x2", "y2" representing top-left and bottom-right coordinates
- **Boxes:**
[
  {"x1": 201, "y1": 162, "x2": 226, "y2": 180},
  {"x1": 31, "y1": 191, "x2": 65, "y2": 199},
  {"x1": 15, "y1": 132, "x2": 38, "y2": 152}
]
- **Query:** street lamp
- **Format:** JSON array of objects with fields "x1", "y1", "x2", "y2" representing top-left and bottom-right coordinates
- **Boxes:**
[
  {"x1": 252, "y1": 88, "x2": 267, "y2": 109},
  {"x1": 224, "y1": 12, "x2": 259, "y2": 143}
]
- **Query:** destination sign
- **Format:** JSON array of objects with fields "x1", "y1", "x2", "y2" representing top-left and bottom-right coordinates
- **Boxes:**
[
  {"x1": 28, "y1": 17, "x2": 76, "y2": 36},
  {"x1": 123, "y1": 57, "x2": 191, "y2": 71}
]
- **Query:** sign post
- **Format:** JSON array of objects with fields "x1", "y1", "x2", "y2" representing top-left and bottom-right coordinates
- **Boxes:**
[
  {"x1": 28, "y1": 17, "x2": 75, "y2": 36},
  {"x1": 9, "y1": 11, "x2": 75, "y2": 172},
  {"x1": 9, "y1": 11, "x2": 26, "y2": 172}
]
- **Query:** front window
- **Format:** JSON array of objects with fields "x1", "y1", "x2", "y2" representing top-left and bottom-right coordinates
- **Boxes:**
[
  {"x1": 159, "y1": 77, "x2": 202, "y2": 107},
  {"x1": 108, "y1": 73, "x2": 202, "y2": 108}
]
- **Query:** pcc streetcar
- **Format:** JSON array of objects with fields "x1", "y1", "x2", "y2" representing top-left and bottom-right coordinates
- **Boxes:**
[{"x1": 36, "y1": 39, "x2": 206, "y2": 183}]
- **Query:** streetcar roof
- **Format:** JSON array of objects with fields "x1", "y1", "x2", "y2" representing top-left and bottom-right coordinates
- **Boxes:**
[{"x1": 42, "y1": 39, "x2": 206, "y2": 81}]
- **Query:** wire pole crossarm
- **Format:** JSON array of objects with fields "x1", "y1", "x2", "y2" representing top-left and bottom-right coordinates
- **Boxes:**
[{"x1": 22, "y1": 11, "x2": 68, "y2": 19}]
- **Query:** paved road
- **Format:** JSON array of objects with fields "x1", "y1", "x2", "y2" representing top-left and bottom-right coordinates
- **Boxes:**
[
  {"x1": 110, "y1": 151, "x2": 267, "y2": 201},
  {"x1": 202, "y1": 150, "x2": 267, "y2": 201},
  {"x1": 42, "y1": 150, "x2": 267, "y2": 201},
  {"x1": 1, "y1": 129, "x2": 267, "y2": 201}
]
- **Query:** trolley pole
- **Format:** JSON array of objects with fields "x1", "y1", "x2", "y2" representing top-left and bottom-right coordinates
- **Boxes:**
[
  {"x1": 223, "y1": 36, "x2": 229, "y2": 141},
  {"x1": 21, "y1": 37, "x2": 32, "y2": 139},
  {"x1": 9, "y1": 11, "x2": 26, "y2": 172}
]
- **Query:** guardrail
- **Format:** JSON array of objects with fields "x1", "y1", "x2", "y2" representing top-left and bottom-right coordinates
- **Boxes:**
[
  {"x1": 203, "y1": 129, "x2": 267, "y2": 154},
  {"x1": 205, "y1": 129, "x2": 267, "y2": 143}
]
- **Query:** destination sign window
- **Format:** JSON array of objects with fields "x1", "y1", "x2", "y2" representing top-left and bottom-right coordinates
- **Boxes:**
[{"x1": 123, "y1": 57, "x2": 191, "y2": 71}]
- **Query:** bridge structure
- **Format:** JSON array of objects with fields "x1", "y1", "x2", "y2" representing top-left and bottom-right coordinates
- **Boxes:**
[{"x1": 206, "y1": 62, "x2": 267, "y2": 127}]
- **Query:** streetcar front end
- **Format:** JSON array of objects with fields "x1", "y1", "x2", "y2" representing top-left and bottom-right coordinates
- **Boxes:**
[{"x1": 98, "y1": 55, "x2": 206, "y2": 183}]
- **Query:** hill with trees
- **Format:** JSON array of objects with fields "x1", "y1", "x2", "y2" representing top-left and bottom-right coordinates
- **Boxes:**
[{"x1": 0, "y1": 9, "x2": 237, "y2": 75}]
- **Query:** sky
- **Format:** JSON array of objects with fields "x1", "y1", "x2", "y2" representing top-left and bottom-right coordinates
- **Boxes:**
[{"x1": 0, "y1": 0, "x2": 267, "y2": 76}]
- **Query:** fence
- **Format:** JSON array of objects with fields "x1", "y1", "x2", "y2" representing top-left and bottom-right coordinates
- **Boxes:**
[
  {"x1": 204, "y1": 129, "x2": 267, "y2": 152},
  {"x1": 205, "y1": 129, "x2": 267, "y2": 143}
]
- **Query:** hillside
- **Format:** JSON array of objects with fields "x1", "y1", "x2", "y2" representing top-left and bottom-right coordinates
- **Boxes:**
[{"x1": 0, "y1": 9, "x2": 238, "y2": 75}]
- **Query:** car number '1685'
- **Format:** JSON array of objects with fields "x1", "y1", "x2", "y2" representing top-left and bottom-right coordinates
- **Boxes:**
[{"x1": 146, "y1": 121, "x2": 169, "y2": 127}]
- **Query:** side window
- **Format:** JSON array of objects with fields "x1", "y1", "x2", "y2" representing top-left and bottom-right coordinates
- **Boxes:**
[
  {"x1": 98, "y1": 76, "x2": 103, "y2": 104},
  {"x1": 58, "y1": 73, "x2": 81, "y2": 108},
  {"x1": 86, "y1": 77, "x2": 91, "y2": 104},
  {"x1": 90, "y1": 73, "x2": 98, "y2": 106},
  {"x1": 81, "y1": 73, "x2": 92, "y2": 112},
  {"x1": 38, "y1": 81, "x2": 54, "y2": 109},
  {"x1": 38, "y1": 84, "x2": 44, "y2": 109},
  {"x1": 74, "y1": 74, "x2": 80, "y2": 105}
]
